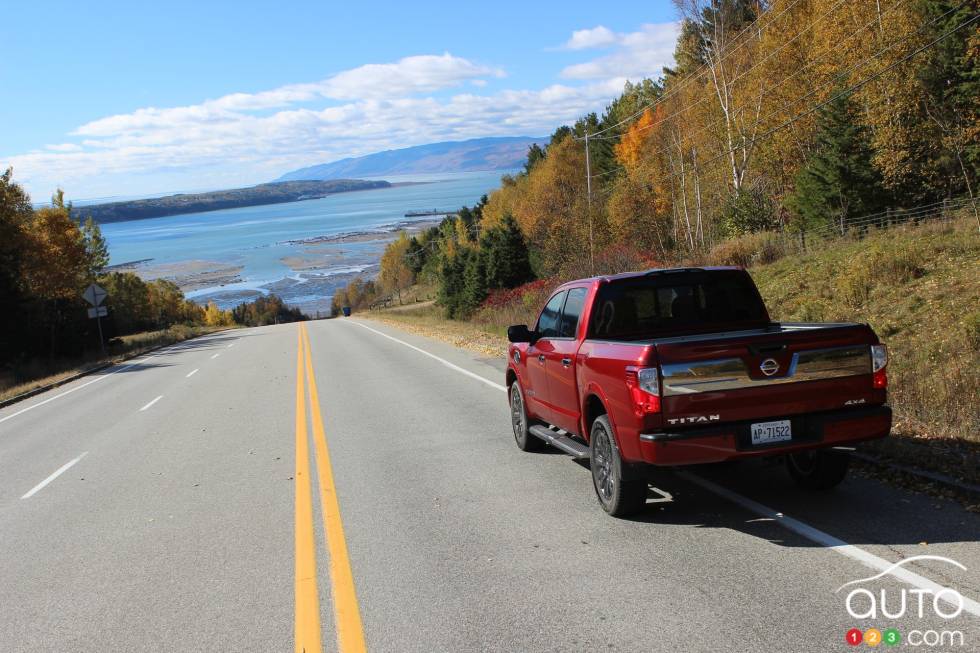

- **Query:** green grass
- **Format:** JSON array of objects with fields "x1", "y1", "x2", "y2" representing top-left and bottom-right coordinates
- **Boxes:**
[{"x1": 751, "y1": 218, "x2": 979, "y2": 444}]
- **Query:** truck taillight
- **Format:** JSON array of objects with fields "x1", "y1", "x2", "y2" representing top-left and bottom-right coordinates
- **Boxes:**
[
  {"x1": 871, "y1": 344, "x2": 887, "y2": 389},
  {"x1": 626, "y1": 368, "x2": 661, "y2": 416}
]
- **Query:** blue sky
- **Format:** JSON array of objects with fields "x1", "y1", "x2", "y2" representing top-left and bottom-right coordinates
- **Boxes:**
[{"x1": 1, "y1": 1, "x2": 679, "y2": 200}]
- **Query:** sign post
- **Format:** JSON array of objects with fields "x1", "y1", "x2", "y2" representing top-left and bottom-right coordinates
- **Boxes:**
[{"x1": 83, "y1": 283, "x2": 108, "y2": 355}]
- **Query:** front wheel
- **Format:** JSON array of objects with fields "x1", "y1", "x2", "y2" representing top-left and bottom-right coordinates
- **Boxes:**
[
  {"x1": 786, "y1": 450, "x2": 850, "y2": 490},
  {"x1": 590, "y1": 415, "x2": 647, "y2": 517},
  {"x1": 510, "y1": 381, "x2": 542, "y2": 452}
]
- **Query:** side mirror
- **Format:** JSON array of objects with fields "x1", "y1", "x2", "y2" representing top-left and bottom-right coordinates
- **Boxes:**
[{"x1": 507, "y1": 324, "x2": 534, "y2": 343}]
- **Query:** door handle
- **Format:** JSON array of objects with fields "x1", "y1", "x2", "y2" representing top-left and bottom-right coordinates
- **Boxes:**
[
  {"x1": 538, "y1": 354, "x2": 546, "y2": 363},
  {"x1": 561, "y1": 357, "x2": 572, "y2": 366}
]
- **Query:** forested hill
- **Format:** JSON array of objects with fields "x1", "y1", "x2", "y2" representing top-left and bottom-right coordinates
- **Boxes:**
[
  {"x1": 72, "y1": 179, "x2": 391, "y2": 223},
  {"x1": 277, "y1": 136, "x2": 544, "y2": 181}
]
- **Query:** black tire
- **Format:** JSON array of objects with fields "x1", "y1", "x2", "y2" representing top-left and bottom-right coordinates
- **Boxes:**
[
  {"x1": 510, "y1": 381, "x2": 542, "y2": 452},
  {"x1": 786, "y1": 450, "x2": 850, "y2": 490},
  {"x1": 590, "y1": 415, "x2": 647, "y2": 517}
]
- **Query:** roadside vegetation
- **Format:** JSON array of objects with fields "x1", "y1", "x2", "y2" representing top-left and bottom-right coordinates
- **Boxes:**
[
  {"x1": 336, "y1": 0, "x2": 977, "y2": 456},
  {"x1": 0, "y1": 170, "x2": 308, "y2": 399},
  {"x1": 336, "y1": 1, "x2": 979, "y2": 482},
  {"x1": 337, "y1": 0, "x2": 976, "y2": 319},
  {"x1": 368, "y1": 215, "x2": 980, "y2": 487}
]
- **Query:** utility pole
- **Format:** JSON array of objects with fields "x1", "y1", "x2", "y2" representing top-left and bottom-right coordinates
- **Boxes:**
[{"x1": 584, "y1": 131, "x2": 595, "y2": 275}]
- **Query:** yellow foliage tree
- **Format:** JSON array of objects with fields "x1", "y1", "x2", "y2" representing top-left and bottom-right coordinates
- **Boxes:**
[
  {"x1": 614, "y1": 107, "x2": 660, "y2": 170},
  {"x1": 204, "y1": 301, "x2": 233, "y2": 327},
  {"x1": 379, "y1": 232, "x2": 415, "y2": 303},
  {"x1": 21, "y1": 203, "x2": 89, "y2": 301}
]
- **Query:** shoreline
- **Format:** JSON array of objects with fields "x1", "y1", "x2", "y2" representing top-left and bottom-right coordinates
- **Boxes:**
[
  {"x1": 114, "y1": 216, "x2": 440, "y2": 310},
  {"x1": 279, "y1": 217, "x2": 441, "y2": 246}
]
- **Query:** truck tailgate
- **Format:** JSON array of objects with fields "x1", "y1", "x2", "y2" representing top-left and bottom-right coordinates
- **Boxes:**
[{"x1": 653, "y1": 323, "x2": 882, "y2": 426}]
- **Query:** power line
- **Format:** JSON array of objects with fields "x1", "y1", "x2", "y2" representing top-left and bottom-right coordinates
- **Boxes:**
[
  {"x1": 604, "y1": 0, "x2": 901, "y2": 145},
  {"x1": 578, "y1": 0, "x2": 811, "y2": 140},
  {"x1": 673, "y1": 10, "x2": 980, "y2": 188},
  {"x1": 580, "y1": 0, "x2": 918, "y2": 185},
  {"x1": 577, "y1": 9, "x2": 978, "y2": 248},
  {"x1": 592, "y1": 1, "x2": 974, "y2": 192}
]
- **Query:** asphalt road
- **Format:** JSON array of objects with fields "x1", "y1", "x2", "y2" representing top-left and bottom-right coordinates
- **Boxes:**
[{"x1": 1, "y1": 318, "x2": 978, "y2": 652}]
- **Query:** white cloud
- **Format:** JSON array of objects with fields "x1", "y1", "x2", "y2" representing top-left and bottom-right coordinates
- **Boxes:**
[
  {"x1": 45, "y1": 143, "x2": 82, "y2": 152},
  {"x1": 564, "y1": 26, "x2": 618, "y2": 50},
  {"x1": 560, "y1": 22, "x2": 680, "y2": 81},
  {"x1": 74, "y1": 53, "x2": 501, "y2": 138},
  {"x1": 3, "y1": 40, "x2": 669, "y2": 198},
  {"x1": 1, "y1": 65, "x2": 623, "y2": 198}
]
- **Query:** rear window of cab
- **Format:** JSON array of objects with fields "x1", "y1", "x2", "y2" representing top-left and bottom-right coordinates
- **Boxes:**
[{"x1": 588, "y1": 271, "x2": 769, "y2": 341}]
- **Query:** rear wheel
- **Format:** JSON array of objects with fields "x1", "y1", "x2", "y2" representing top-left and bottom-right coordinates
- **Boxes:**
[
  {"x1": 590, "y1": 415, "x2": 647, "y2": 517},
  {"x1": 786, "y1": 450, "x2": 850, "y2": 490},
  {"x1": 510, "y1": 381, "x2": 542, "y2": 452}
]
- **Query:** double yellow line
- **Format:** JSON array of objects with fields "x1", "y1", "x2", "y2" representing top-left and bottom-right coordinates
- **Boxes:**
[{"x1": 295, "y1": 323, "x2": 367, "y2": 653}]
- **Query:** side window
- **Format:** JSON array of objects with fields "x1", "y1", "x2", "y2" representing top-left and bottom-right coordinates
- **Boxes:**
[
  {"x1": 558, "y1": 288, "x2": 588, "y2": 338},
  {"x1": 536, "y1": 291, "x2": 567, "y2": 338}
]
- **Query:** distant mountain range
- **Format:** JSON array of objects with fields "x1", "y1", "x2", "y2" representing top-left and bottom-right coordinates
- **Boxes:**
[
  {"x1": 277, "y1": 136, "x2": 545, "y2": 181},
  {"x1": 73, "y1": 179, "x2": 390, "y2": 223}
]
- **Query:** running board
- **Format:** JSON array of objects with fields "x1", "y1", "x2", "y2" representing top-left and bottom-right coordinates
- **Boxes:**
[{"x1": 528, "y1": 425, "x2": 591, "y2": 459}]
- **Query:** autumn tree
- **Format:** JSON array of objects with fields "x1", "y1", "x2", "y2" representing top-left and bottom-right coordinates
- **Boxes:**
[
  {"x1": 205, "y1": 301, "x2": 234, "y2": 327},
  {"x1": 100, "y1": 272, "x2": 152, "y2": 334},
  {"x1": 379, "y1": 232, "x2": 415, "y2": 303},
  {"x1": 0, "y1": 168, "x2": 32, "y2": 362},
  {"x1": 613, "y1": 108, "x2": 660, "y2": 170}
]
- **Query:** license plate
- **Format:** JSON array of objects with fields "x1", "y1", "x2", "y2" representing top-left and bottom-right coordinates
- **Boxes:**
[{"x1": 750, "y1": 420, "x2": 792, "y2": 445}]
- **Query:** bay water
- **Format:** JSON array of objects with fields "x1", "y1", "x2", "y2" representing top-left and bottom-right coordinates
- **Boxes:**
[{"x1": 99, "y1": 170, "x2": 509, "y2": 311}]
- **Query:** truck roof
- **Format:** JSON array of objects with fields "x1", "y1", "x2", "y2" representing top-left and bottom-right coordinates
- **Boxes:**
[{"x1": 559, "y1": 266, "x2": 744, "y2": 287}]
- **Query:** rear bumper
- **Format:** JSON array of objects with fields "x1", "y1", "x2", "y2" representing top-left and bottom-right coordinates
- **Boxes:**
[{"x1": 637, "y1": 405, "x2": 891, "y2": 466}]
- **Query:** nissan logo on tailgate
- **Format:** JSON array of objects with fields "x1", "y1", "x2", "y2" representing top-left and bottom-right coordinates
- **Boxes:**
[{"x1": 759, "y1": 358, "x2": 780, "y2": 376}]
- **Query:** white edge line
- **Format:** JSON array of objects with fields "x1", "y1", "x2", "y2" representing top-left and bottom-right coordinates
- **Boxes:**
[
  {"x1": 346, "y1": 321, "x2": 507, "y2": 392},
  {"x1": 0, "y1": 339, "x2": 199, "y2": 426},
  {"x1": 139, "y1": 395, "x2": 163, "y2": 412},
  {"x1": 21, "y1": 452, "x2": 88, "y2": 499},
  {"x1": 677, "y1": 470, "x2": 980, "y2": 617},
  {"x1": 346, "y1": 318, "x2": 980, "y2": 618},
  {"x1": 186, "y1": 368, "x2": 199, "y2": 378}
]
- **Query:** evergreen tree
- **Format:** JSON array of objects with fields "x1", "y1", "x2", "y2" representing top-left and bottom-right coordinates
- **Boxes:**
[
  {"x1": 524, "y1": 143, "x2": 545, "y2": 175},
  {"x1": 460, "y1": 249, "x2": 488, "y2": 318},
  {"x1": 787, "y1": 90, "x2": 888, "y2": 234},
  {"x1": 915, "y1": 0, "x2": 979, "y2": 202},
  {"x1": 482, "y1": 214, "x2": 533, "y2": 289},
  {"x1": 405, "y1": 236, "x2": 426, "y2": 276},
  {"x1": 438, "y1": 252, "x2": 467, "y2": 318}
]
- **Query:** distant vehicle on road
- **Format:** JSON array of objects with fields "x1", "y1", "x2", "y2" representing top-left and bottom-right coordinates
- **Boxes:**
[{"x1": 506, "y1": 267, "x2": 891, "y2": 516}]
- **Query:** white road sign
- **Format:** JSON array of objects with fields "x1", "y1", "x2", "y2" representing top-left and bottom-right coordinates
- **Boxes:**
[
  {"x1": 82, "y1": 283, "x2": 107, "y2": 307},
  {"x1": 87, "y1": 306, "x2": 108, "y2": 319}
]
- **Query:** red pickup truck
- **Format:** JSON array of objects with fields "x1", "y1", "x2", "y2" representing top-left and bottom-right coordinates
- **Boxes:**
[{"x1": 506, "y1": 267, "x2": 891, "y2": 516}]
